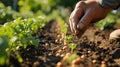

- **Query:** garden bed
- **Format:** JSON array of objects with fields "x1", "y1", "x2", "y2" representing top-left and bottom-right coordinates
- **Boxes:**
[{"x1": 10, "y1": 20, "x2": 120, "y2": 67}]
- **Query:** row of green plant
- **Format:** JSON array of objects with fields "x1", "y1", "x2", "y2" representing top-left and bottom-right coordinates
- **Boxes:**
[
  {"x1": 0, "y1": 2, "x2": 18, "y2": 23},
  {"x1": 96, "y1": 12, "x2": 120, "y2": 30},
  {"x1": 0, "y1": 0, "x2": 80, "y2": 24},
  {"x1": 0, "y1": 16, "x2": 47, "y2": 66},
  {"x1": 58, "y1": 16, "x2": 79, "y2": 64}
]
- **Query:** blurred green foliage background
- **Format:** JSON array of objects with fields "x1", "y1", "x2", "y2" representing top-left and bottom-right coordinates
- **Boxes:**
[
  {"x1": 0, "y1": 0, "x2": 120, "y2": 29},
  {"x1": 0, "y1": 0, "x2": 79, "y2": 23}
]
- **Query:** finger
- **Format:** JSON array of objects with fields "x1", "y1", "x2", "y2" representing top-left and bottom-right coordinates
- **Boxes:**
[
  {"x1": 70, "y1": 1, "x2": 85, "y2": 34},
  {"x1": 69, "y1": 19, "x2": 74, "y2": 33},
  {"x1": 76, "y1": 12, "x2": 92, "y2": 37}
]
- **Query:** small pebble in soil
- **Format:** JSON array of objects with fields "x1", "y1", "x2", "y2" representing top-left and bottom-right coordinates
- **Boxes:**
[
  {"x1": 81, "y1": 55, "x2": 85, "y2": 59},
  {"x1": 58, "y1": 50, "x2": 62, "y2": 53},
  {"x1": 54, "y1": 46, "x2": 59, "y2": 50},
  {"x1": 92, "y1": 60, "x2": 97, "y2": 63},
  {"x1": 61, "y1": 33, "x2": 65, "y2": 39},
  {"x1": 65, "y1": 53, "x2": 71, "y2": 56},
  {"x1": 57, "y1": 34, "x2": 61, "y2": 38},
  {"x1": 62, "y1": 46, "x2": 68, "y2": 50},
  {"x1": 101, "y1": 61, "x2": 106, "y2": 67},
  {"x1": 56, "y1": 53, "x2": 60, "y2": 56},
  {"x1": 63, "y1": 53, "x2": 71, "y2": 60},
  {"x1": 48, "y1": 53, "x2": 52, "y2": 56},
  {"x1": 45, "y1": 43, "x2": 49, "y2": 47},
  {"x1": 60, "y1": 54, "x2": 65, "y2": 57},
  {"x1": 101, "y1": 61, "x2": 106, "y2": 64},
  {"x1": 59, "y1": 38, "x2": 63, "y2": 42},
  {"x1": 87, "y1": 50, "x2": 91, "y2": 53},
  {"x1": 63, "y1": 40, "x2": 68, "y2": 45},
  {"x1": 72, "y1": 57, "x2": 81, "y2": 65},
  {"x1": 64, "y1": 42, "x2": 67, "y2": 45},
  {"x1": 33, "y1": 61, "x2": 40, "y2": 67},
  {"x1": 56, "y1": 62, "x2": 63, "y2": 67},
  {"x1": 55, "y1": 39, "x2": 59, "y2": 42}
]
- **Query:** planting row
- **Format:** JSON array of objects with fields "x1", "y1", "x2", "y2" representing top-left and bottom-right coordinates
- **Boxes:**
[{"x1": 0, "y1": 17, "x2": 47, "y2": 66}]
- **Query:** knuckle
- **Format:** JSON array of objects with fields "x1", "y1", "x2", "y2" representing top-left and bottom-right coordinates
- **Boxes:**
[
  {"x1": 75, "y1": 1, "x2": 85, "y2": 8},
  {"x1": 69, "y1": 17, "x2": 73, "y2": 22},
  {"x1": 69, "y1": 17, "x2": 74, "y2": 22}
]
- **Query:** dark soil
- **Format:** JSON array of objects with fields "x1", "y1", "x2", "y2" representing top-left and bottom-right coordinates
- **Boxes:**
[{"x1": 9, "y1": 20, "x2": 120, "y2": 67}]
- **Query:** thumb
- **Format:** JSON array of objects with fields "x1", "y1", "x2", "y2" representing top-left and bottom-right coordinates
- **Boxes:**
[{"x1": 77, "y1": 13, "x2": 92, "y2": 30}]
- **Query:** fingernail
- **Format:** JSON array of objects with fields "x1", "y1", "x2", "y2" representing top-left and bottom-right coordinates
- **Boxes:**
[{"x1": 77, "y1": 23, "x2": 84, "y2": 30}]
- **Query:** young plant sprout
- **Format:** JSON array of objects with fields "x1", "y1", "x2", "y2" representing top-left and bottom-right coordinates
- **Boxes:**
[
  {"x1": 65, "y1": 35, "x2": 73, "y2": 42},
  {"x1": 68, "y1": 43, "x2": 77, "y2": 53},
  {"x1": 64, "y1": 35, "x2": 73, "y2": 45}
]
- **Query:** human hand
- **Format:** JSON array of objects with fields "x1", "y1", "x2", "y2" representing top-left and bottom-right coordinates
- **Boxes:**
[{"x1": 69, "y1": 0, "x2": 112, "y2": 38}]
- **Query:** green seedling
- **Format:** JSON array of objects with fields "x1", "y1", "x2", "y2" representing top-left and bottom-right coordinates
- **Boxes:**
[
  {"x1": 68, "y1": 43, "x2": 77, "y2": 53},
  {"x1": 65, "y1": 35, "x2": 73, "y2": 42},
  {"x1": 58, "y1": 17, "x2": 68, "y2": 34}
]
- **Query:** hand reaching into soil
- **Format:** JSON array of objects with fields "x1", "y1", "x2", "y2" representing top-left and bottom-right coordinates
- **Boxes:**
[{"x1": 69, "y1": 0, "x2": 112, "y2": 38}]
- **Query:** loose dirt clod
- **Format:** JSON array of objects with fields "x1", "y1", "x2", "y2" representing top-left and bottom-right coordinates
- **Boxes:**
[
  {"x1": 60, "y1": 54, "x2": 65, "y2": 57},
  {"x1": 56, "y1": 53, "x2": 60, "y2": 56},
  {"x1": 64, "y1": 40, "x2": 69, "y2": 45},
  {"x1": 81, "y1": 55, "x2": 85, "y2": 59},
  {"x1": 58, "y1": 50, "x2": 62, "y2": 53},
  {"x1": 57, "y1": 35, "x2": 61, "y2": 38},
  {"x1": 72, "y1": 57, "x2": 81, "y2": 65},
  {"x1": 55, "y1": 39, "x2": 59, "y2": 42},
  {"x1": 87, "y1": 50, "x2": 91, "y2": 53},
  {"x1": 62, "y1": 46, "x2": 68, "y2": 50},
  {"x1": 65, "y1": 53, "x2": 71, "y2": 56},
  {"x1": 45, "y1": 43, "x2": 49, "y2": 47},
  {"x1": 92, "y1": 60, "x2": 97, "y2": 63}
]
